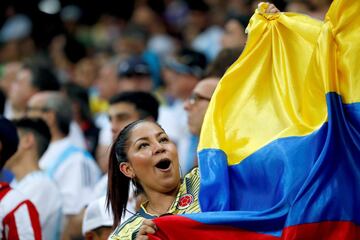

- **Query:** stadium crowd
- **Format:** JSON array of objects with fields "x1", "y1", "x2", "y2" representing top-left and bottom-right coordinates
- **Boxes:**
[{"x1": 0, "y1": 0, "x2": 331, "y2": 239}]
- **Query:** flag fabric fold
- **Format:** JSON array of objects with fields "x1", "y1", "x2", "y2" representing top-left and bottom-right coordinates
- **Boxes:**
[{"x1": 150, "y1": 0, "x2": 360, "y2": 239}]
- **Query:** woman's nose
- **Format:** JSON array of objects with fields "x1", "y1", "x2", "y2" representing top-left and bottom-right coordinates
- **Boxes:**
[{"x1": 153, "y1": 142, "x2": 166, "y2": 154}]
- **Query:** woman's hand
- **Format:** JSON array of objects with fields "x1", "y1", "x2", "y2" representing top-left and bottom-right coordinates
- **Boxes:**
[
  {"x1": 136, "y1": 219, "x2": 158, "y2": 240},
  {"x1": 258, "y1": 2, "x2": 280, "y2": 14}
]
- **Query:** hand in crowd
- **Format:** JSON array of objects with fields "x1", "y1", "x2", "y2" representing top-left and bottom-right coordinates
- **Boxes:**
[
  {"x1": 259, "y1": 2, "x2": 281, "y2": 14},
  {"x1": 136, "y1": 219, "x2": 158, "y2": 240}
]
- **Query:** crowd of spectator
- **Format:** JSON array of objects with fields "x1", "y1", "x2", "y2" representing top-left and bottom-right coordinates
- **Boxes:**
[{"x1": 0, "y1": 0, "x2": 332, "y2": 239}]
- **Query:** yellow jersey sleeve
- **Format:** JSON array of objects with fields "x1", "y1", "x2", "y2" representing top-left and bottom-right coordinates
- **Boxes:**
[{"x1": 109, "y1": 214, "x2": 145, "y2": 240}]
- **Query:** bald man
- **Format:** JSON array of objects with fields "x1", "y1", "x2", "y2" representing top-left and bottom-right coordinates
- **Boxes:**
[{"x1": 184, "y1": 78, "x2": 219, "y2": 136}]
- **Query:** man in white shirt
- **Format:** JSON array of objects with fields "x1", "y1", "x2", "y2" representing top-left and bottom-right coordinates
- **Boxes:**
[
  {"x1": 183, "y1": 78, "x2": 219, "y2": 167},
  {"x1": 27, "y1": 91, "x2": 101, "y2": 239},
  {"x1": 6, "y1": 117, "x2": 63, "y2": 239},
  {"x1": 0, "y1": 117, "x2": 42, "y2": 240},
  {"x1": 184, "y1": 78, "x2": 219, "y2": 136}
]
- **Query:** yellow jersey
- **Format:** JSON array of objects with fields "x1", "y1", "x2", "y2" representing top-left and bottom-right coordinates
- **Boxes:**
[{"x1": 109, "y1": 168, "x2": 200, "y2": 240}]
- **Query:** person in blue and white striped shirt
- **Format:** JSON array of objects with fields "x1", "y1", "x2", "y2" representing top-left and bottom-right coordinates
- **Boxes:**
[{"x1": 27, "y1": 92, "x2": 101, "y2": 239}]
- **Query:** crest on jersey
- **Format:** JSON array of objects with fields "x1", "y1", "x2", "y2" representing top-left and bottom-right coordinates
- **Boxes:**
[{"x1": 177, "y1": 193, "x2": 194, "y2": 210}]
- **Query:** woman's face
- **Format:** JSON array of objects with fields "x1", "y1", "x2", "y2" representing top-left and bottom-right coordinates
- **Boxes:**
[{"x1": 124, "y1": 122, "x2": 180, "y2": 194}]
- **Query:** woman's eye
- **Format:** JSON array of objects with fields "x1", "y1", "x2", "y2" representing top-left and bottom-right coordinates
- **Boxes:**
[
  {"x1": 159, "y1": 137, "x2": 169, "y2": 143},
  {"x1": 138, "y1": 143, "x2": 149, "y2": 149}
]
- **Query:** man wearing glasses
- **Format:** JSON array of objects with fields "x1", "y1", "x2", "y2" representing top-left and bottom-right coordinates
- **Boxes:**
[
  {"x1": 182, "y1": 77, "x2": 218, "y2": 168},
  {"x1": 184, "y1": 78, "x2": 219, "y2": 136}
]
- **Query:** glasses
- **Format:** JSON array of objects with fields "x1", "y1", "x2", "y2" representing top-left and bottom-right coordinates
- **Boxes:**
[{"x1": 188, "y1": 93, "x2": 211, "y2": 105}]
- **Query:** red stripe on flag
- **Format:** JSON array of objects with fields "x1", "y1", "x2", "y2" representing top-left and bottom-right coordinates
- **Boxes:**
[
  {"x1": 282, "y1": 221, "x2": 360, "y2": 240},
  {"x1": 149, "y1": 215, "x2": 279, "y2": 240},
  {"x1": 149, "y1": 216, "x2": 360, "y2": 240}
]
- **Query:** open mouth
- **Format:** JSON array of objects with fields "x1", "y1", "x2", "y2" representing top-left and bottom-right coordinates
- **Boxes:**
[{"x1": 155, "y1": 159, "x2": 171, "y2": 170}]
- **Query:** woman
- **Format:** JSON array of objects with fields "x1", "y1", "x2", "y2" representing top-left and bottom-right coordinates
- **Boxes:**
[{"x1": 107, "y1": 120, "x2": 201, "y2": 240}]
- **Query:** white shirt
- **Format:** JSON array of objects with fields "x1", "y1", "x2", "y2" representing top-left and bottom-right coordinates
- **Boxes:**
[
  {"x1": 3, "y1": 100, "x2": 13, "y2": 119},
  {"x1": 96, "y1": 113, "x2": 112, "y2": 147},
  {"x1": 69, "y1": 121, "x2": 87, "y2": 149},
  {"x1": 191, "y1": 26, "x2": 223, "y2": 61},
  {"x1": 93, "y1": 174, "x2": 108, "y2": 199},
  {"x1": 39, "y1": 137, "x2": 101, "y2": 215},
  {"x1": 11, "y1": 171, "x2": 63, "y2": 240}
]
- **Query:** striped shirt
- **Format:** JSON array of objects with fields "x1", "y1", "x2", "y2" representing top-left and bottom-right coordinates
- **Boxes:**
[
  {"x1": 11, "y1": 171, "x2": 63, "y2": 240},
  {"x1": 0, "y1": 182, "x2": 42, "y2": 240},
  {"x1": 110, "y1": 168, "x2": 200, "y2": 240},
  {"x1": 39, "y1": 137, "x2": 101, "y2": 215}
]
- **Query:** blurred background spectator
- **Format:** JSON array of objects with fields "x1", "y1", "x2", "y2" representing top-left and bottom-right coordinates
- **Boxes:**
[
  {"x1": 82, "y1": 196, "x2": 113, "y2": 240},
  {"x1": 0, "y1": 0, "x2": 332, "y2": 239},
  {"x1": 6, "y1": 117, "x2": 63, "y2": 239}
]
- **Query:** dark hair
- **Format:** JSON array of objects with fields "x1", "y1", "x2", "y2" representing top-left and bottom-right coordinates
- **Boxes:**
[
  {"x1": 22, "y1": 63, "x2": 60, "y2": 91},
  {"x1": 62, "y1": 82, "x2": 99, "y2": 157},
  {"x1": 224, "y1": 14, "x2": 250, "y2": 31},
  {"x1": 186, "y1": 0, "x2": 210, "y2": 12},
  {"x1": 107, "y1": 120, "x2": 167, "y2": 227},
  {"x1": 205, "y1": 48, "x2": 243, "y2": 78},
  {"x1": 175, "y1": 48, "x2": 208, "y2": 79},
  {"x1": 13, "y1": 118, "x2": 51, "y2": 158},
  {"x1": 106, "y1": 120, "x2": 146, "y2": 226},
  {"x1": 62, "y1": 82, "x2": 91, "y2": 122},
  {"x1": 121, "y1": 24, "x2": 149, "y2": 43},
  {"x1": 0, "y1": 117, "x2": 19, "y2": 169},
  {"x1": 109, "y1": 91, "x2": 159, "y2": 121},
  {"x1": 63, "y1": 35, "x2": 87, "y2": 64}
]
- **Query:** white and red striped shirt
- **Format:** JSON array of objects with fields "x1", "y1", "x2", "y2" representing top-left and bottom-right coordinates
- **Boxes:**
[{"x1": 0, "y1": 182, "x2": 42, "y2": 240}]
